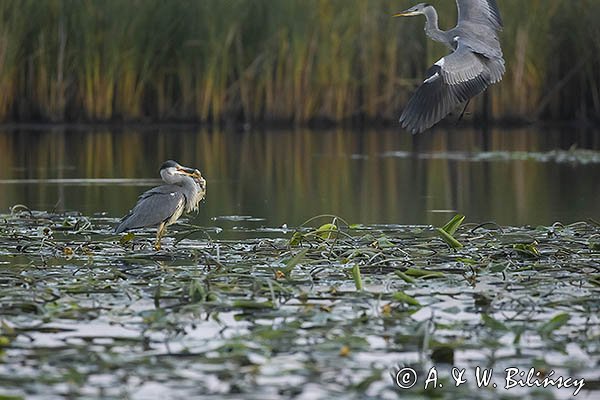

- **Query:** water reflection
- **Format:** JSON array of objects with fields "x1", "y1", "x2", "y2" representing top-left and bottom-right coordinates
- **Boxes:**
[{"x1": 0, "y1": 127, "x2": 598, "y2": 227}]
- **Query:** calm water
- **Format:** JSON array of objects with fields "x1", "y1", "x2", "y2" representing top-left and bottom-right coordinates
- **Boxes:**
[{"x1": 0, "y1": 126, "x2": 599, "y2": 228}]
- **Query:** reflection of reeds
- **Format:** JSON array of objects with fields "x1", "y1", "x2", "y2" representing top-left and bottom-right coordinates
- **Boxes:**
[
  {"x1": 0, "y1": 0, "x2": 598, "y2": 123},
  {"x1": 2, "y1": 126, "x2": 598, "y2": 226}
]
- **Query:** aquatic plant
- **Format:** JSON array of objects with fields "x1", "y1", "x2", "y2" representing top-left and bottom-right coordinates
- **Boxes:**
[{"x1": 1, "y1": 209, "x2": 598, "y2": 397}]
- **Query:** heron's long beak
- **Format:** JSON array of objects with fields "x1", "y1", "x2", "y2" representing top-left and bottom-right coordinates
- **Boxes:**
[
  {"x1": 177, "y1": 166, "x2": 204, "y2": 182},
  {"x1": 393, "y1": 10, "x2": 419, "y2": 17},
  {"x1": 176, "y1": 166, "x2": 197, "y2": 176}
]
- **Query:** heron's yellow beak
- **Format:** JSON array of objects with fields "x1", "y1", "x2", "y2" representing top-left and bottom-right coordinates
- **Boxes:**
[
  {"x1": 393, "y1": 10, "x2": 418, "y2": 17},
  {"x1": 177, "y1": 166, "x2": 197, "y2": 177}
]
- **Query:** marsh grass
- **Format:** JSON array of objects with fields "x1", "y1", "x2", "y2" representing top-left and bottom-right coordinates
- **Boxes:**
[{"x1": 0, "y1": 0, "x2": 598, "y2": 124}]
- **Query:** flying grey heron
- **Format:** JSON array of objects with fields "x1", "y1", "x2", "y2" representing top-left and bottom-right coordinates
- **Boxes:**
[
  {"x1": 394, "y1": 0, "x2": 505, "y2": 134},
  {"x1": 115, "y1": 160, "x2": 207, "y2": 250}
]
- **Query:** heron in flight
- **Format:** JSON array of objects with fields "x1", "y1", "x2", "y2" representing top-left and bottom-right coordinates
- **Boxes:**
[
  {"x1": 115, "y1": 160, "x2": 207, "y2": 250},
  {"x1": 394, "y1": 0, "x2": 505, "y2": 134}
]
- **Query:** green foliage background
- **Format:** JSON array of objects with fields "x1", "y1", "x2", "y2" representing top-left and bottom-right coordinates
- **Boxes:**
[{"x1": 0, "y1": 0, "x2": 598, "y2": 124}]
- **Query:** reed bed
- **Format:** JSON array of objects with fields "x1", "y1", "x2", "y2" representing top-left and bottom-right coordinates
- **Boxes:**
[{"x1": 0, "y1": 0, "x2": 598, "y2": 124}]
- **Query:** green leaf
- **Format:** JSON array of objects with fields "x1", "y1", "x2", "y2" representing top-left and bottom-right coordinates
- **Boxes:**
[
  {"x1": 188, "y1": 279, "x2": 206, "y2": 302},
  {"x1": 0, "y1": 394, "x2": 25, "y2": 400},
  {"x1": 282, "y1": 249, "x2": 308, "y2": 275},
  {"x1": 119, "y1": 232, "x2": 135, "y2": 245},
  {"x1": 352, "y1": 264, "x2": 363, "y2": 292},
  {"x1": 289, "y1": 232, "x2": 304, "y2": 246},
  {"x1": 442, "y1": 214, "x2": 465, "y2": 235},
  {"x1": 512, "y1": 243, "x2": 540, "y2": 258},
  {"x1": 539, "y1": 313, "x2": 570, "y2": 336},
  {"x1": 232, "y1": 300, "x2": 274, "y2": 309},
  {"x1": 1, "y1": 321, "x2": 15, "y2": 336},
  {"x1": 436, "y1": 227, "x2": 463, "y2": 249},
  {"x1": 588, "y1": 235, "x2": 600, "y2": 250},
  {"x1": 153, "y1": 284, "x2": 161, "y2": 308},
  {"x1": 392, "y1": 291, "x2": 421, "y2": 306},
  {"x1": 394, "y1": 271, "x2": 416, "y2": 283},
  {"x1": 315, "y1": 223, "x2": 338, "y2": 240},
  {"x1": 436, "y1": 214, "x2": 465, "y2": 248},
  {"x1": 488, "y1": 262, "x2": 509, "y2": 273},
  {"x1": 255, "y1": 328, "x2": 289, "y2": 340},
  {"x1": 349, "y1": 223, "x2": 366, "y2": 229},
  {"x1": 374, "y1": 236, "x2": 395, "y2": 249},
  {"x1": 482, "y1": 314, "x2": 508, "y2": 331},
  {"x1": 404, "y1": 267, "x2": 445, "y2": 279}
]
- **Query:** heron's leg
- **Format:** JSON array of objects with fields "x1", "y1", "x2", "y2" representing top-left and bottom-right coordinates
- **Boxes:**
[
  {"x1": 154, "y1": 223, "x2": 166, "y2": 251},
  {"x1": 456, "y1": 99, "x2": 471, "y2": 124}
]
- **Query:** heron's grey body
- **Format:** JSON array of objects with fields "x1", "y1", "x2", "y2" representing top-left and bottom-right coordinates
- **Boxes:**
[
  {"x1": 115, "y1": 160, "x2": 206, "y2": 250},
  {"x1": 396, "y1": 0, "x2": 505, "y2": 134}
]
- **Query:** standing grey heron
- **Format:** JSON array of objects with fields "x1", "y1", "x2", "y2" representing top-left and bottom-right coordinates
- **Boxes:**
[
  {"x1": 394, "y1": 0, "x2": 505, "y2": 134},
  {"x1": 115, "y1": 160, "x2": 207, "y2": 250}
]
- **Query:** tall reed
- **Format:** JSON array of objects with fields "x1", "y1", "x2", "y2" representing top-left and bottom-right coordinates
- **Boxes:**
[{"x1": 0, "y1": 0, "x2": 597, "y2": 124}]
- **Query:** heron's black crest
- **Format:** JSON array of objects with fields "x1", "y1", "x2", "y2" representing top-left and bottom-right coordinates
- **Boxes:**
[{"x1": 160, "y1": 160, "x2": 179, "y2": 172}]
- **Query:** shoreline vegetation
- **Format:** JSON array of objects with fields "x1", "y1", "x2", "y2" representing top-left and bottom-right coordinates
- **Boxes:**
[{"x1": 0, "y1": 0, "x2": 599, "y2": 126}]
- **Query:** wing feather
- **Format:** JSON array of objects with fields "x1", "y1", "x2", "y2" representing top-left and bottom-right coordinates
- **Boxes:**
[
  {"x1": 456, "y1": 0, "x2": 503, "y2": 30},
  {"x1": 115, "y1": 185, "x2": 186, "y2": 233},
  {"x1": 400, "y1": 43, "x2": 494, "y2": 135}
]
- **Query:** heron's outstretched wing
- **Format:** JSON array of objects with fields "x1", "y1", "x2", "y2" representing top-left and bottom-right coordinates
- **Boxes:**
[
  {"x1": 456, "y1": 0, "x2": 503, "y2": 31},
  {"x1": 400, "y1": 43, "x2": 493, "y2": 135},
  {"x1": 115, "y1": 185, "x2": 185, "y2": 233}
]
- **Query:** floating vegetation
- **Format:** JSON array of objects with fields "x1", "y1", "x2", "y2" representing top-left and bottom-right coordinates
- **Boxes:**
[
  {"x1": 0, "y1": 210, "x2": 599, "y2": 398},
  {"x1": 382, "y1": 148, "x2": 600, "y2": 164}
]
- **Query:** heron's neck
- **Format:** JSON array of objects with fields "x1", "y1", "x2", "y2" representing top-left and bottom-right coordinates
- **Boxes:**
[{"x1": 423, "y1": 7, "x2": 448, "y2": 45}]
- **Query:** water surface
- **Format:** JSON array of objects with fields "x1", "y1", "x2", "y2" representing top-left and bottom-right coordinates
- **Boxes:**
[{"x1": 0, "y1": 126, "x2": 598, "y2": 228}]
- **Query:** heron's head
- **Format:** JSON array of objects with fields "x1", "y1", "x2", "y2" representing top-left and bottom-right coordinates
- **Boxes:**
[
  {"x1": 393, "y1": 3, "x2": 431, "y2": 17},
  {"x1": 159, "y1": 160, "x2": 198, "y2": 184}
]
